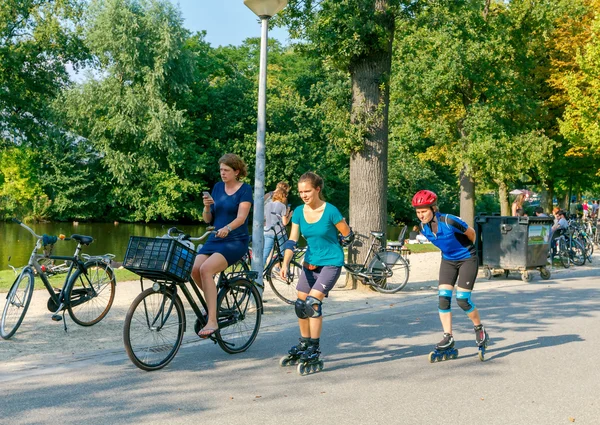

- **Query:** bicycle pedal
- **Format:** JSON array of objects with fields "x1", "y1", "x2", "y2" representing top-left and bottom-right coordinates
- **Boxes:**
[{"x1": 51, "y1": 314, "x2": 63, "y2": 322}]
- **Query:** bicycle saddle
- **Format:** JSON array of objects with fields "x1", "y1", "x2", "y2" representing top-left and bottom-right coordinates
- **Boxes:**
[
  {"x1": 71, "y1": 234, "x2": 94, "y2": 245},
  {"x1": 370, "y1": 231, "x2": 384, "y2": 238}
]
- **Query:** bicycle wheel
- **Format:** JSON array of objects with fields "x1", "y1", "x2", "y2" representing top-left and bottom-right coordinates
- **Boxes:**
[
  {"x1": 1, "y1": 269, "x2": 34, "y2": 339},
  {"x1": 67, "y1": 261, "x2": 116, "y2": 326},
  {"x1": 570, "y1": 239, "x2": 586, "y2": 266},
  {"x1": 216, "y1": 279, "x2": 261, "y2": 354},
  {"x1": 558, "y1": 239, "x2": 570, "y2": 268},
  {"x1": 123, "y1": 287, "x2": 185, "y2": 371},
  {"x1": 367, "y1": 250, "x2": 410, "y2": 293},
  {"x1": 266, "y1": 259, "x2": 301, "y2": 304}
]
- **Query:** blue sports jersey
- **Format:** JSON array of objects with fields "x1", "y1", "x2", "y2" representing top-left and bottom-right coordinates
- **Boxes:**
[{"x1": 420, "y1": 212, "x2": 475, "y2": 261}]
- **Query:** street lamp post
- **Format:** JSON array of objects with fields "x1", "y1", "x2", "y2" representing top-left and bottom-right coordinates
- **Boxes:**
[{"x1": 243, "y1": 0, "x2": 288, "y2": 290}]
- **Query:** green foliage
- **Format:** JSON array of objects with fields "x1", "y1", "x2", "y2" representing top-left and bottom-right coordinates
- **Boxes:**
[
  {"x1": 59, "y1": 0, "x2": 202, "y2": 222},
  {"x1": 0, "y1": 0, "x2": 87, "y2": 144}
]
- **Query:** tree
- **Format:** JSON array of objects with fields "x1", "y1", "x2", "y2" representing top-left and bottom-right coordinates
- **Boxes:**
[
  {"x1": 0, "y1": 0, "x2": 87, "y2": 145},
  {"x1": 390, "y1": 0, "x2": 558, "y2": 221},
  {"x1": 59, "y1": 0, "x2": 202, "y2": 221},
  {"x1": 281, "y1": 0, "x2": 413, "y2": 288},
  {"x1": 557, "y1": 1, "x2": 600, "y2": 180}
]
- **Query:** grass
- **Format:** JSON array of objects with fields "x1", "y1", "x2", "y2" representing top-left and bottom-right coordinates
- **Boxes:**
[
  {"x1": 0, "y1": 268, "x2": 139, "y2": 293},
  {"x1": 403, "y1": 243, "x2": 440, "y2": 254}
]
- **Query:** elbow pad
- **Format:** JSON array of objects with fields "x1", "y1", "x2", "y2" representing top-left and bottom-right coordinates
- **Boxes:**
[
  {"x1": 283, "y1": 239, "x2": 297, "y2": 252},
  {"x1": 339, "y1": 228, "x2": 355, "y2": 247}
]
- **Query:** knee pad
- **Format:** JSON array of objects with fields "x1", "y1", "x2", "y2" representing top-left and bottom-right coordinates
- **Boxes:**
[
  {"x1": 305, "y1": 296, "x2": 323, "y2": 318},
  {"x1": 456, "y1": 291, "x2": 476, "y2": 313},
  {"x1": 295, "y1": 299, "x2": 308, "y2": 319},
  {"x1": 438, "y1": 289, "x2": 452, "y2": 314}
]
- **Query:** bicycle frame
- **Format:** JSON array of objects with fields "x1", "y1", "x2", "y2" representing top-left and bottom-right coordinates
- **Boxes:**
[
  {"x1": 9, "y1": 222, "x2": 107, "y2": 312},
  {"x1": 149, "y1": 228, "x2": 260, "y2": 334}
]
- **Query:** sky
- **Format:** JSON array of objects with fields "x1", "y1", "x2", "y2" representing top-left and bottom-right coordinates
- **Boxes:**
[{"x1": 168, "y1": 0, "x2": 289, "y2": 47}]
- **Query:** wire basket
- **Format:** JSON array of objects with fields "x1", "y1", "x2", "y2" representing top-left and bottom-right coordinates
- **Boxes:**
[{"x1": 123, "y1": 236, "x2": 195, "y2": 283}]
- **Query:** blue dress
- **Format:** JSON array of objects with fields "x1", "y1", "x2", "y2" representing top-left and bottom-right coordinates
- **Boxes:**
[{"x1": 197, "y1": 182, "x2": 253, "y2": 265}]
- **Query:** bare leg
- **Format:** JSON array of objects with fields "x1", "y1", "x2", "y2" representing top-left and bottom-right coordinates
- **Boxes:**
[
  {"x1": 438, "y1": 284, "x2": 453, "y2": 334},
  {"x1": 191, "y1": 253, "x2": 228, "y2": 335},
  {"x1": 307, "y1": 289, "x2": 326, "y2": 338}
]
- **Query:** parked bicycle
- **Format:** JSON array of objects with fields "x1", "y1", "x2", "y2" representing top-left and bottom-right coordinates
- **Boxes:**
[
  {"x1": 122, "y1": 227, "x2": 262, "y2": 371},
  {"x1": 1, "y1": 218, "x2": 116, "y2": 339},
  {"x1": 552, "y1": 231, "x2": 585, "y2": 268},
  {"x1": 343, "y1": 230, "x2": 410, "y2": 293},
  {"x1": 232, "y1": 213, "x2": 306, "y2": 304}
]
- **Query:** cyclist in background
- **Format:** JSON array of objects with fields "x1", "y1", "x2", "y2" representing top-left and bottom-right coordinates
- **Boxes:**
[{"x1": 412, "y1": 190, "x2": 489, "y2": 358}]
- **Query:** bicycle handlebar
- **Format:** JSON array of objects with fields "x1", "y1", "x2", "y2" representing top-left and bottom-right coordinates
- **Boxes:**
[
  {"x1": 13, "y1": 217, "x2": 69, "y2": 242},
  {"x1": 166, "y1": 226, "x2": 216, "y2": 242}
]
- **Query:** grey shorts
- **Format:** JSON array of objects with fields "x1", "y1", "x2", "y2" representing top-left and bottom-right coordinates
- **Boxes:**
[{"x1": 296, "y1": 266, "x2": 342, "y2": 297}]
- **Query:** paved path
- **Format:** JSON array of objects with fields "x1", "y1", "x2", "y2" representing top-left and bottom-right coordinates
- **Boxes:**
[{"x1": 1, "y1": 254, "x2": 599, "y2": 424}]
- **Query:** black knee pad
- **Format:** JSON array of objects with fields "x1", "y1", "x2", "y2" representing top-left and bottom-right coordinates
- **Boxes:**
[
  {"x1": 305, "y1": 296, "x2": 323, "y2": 318},
  {"x1": 438, "y1": 289, "x2": 452, "y2": 313},
  {"x1": 456, "y1": 291, "x2": 476, "y2": 313},
  {"x1": 295, "y1": 298, "x2": 308, "y2": 319}
]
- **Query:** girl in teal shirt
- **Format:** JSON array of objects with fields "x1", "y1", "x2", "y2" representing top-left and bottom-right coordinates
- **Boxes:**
[{"x1": 280, "y1": 172, "x2": 352, "y2": 374}]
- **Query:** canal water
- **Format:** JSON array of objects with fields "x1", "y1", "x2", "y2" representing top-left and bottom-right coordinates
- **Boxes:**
[{"x1": 0, "y1": 221, "x2": 406, "y2": 270}]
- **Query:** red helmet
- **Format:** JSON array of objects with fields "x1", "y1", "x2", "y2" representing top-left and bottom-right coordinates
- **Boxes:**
[{"x1": 412, "y1": 190, "x2": 438, "y2": 208}]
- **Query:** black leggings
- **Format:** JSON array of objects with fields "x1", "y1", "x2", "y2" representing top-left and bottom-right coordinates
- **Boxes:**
[{"x1": 438, "y1": 256, "x2": 478, "y2": 290}]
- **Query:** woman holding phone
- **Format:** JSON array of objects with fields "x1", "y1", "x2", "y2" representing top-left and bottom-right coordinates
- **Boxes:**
[{"x1": 192, "y1": 153, "x2": 253, "y2": 338}]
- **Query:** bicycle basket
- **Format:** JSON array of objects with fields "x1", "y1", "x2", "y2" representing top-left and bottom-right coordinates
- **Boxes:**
[{"x1": 123, "y1": 236, "x2": 195, "y2": 283}]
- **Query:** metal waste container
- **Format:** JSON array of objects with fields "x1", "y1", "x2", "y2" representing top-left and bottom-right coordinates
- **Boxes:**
[{"x1": 475, "y1": 215, "x2": 553, "y2": 282}]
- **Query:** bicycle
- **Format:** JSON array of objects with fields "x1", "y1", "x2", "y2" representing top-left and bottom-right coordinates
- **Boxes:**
[
  {"x1": 1, "y1": 218, "x2": 116, "y2": 339},
  {"x1": 232, "y1": 213, "x2": 306, "y2": 304},
  {"x1": 343, "y1": 230, "x2": 410, "y2": 293},
  {"x1": 552, "y1": 231, "x2": 585, "y2": 268},
  {"x1": 122, "y1": 227, "x2": 262, "y2": 371}
]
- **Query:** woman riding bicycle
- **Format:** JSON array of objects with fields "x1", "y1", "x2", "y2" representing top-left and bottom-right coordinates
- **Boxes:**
[
  {"x1": 193, "y1": 154, "x2": 253, "y2": 339},
  {"x1": 279, "y1": 172, "x2": 352, "y2": 372},
  {"x1": 412, "y1": 190, "x2": 489, "y2": 357}
]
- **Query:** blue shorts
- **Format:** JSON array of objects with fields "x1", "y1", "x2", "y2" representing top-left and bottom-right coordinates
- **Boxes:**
[
  {"x1": 197, "y1": 236, "x2": 248, "y2": 266},
  {"x1": 296, "y1": 266, "x2": 341, "y2": 297}
]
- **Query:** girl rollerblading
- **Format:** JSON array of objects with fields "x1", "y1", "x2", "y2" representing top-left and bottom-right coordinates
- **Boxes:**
[
  {"x1": 280, "y1": 172, "x2": 352, "y2": 376},
  {"x1": 412, "y1": 190, "x2": 490, "y2": 363}
]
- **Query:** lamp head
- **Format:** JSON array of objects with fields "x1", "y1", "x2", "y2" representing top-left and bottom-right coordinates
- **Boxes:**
[{"x1": 244, "y1": 0, "x2": 288, "y2": 18}]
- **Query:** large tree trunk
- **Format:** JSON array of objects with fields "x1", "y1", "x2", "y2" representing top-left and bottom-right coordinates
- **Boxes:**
[
  {"x1": 459, "y1": 166, "x2": 475, "y2": 227},
  {"x1": 344, "y1": 0, "x2": 394, "y2": 290},
  {"x1": 498, "y1": 181, "x2": 510, "y2": 216}
]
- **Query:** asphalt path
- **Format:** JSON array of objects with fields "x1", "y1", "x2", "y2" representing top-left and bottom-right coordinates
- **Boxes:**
[{"x1": 1, "y1": 269, "x2": 600, "y2": 425}]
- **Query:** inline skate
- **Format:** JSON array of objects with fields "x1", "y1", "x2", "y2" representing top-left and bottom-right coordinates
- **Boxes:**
[
  {"x1": 428, "y1": 333, "x2": 459, "y2": 363},
  {"x1": 297, "y1": 343, "x2": 324, "y2": 375},
  {"x1": 475, "y1": 324, "x2": 490, "y2": 361},
  {"x1": 279, "y1": 338, "x2": 309, "y2": 367}
]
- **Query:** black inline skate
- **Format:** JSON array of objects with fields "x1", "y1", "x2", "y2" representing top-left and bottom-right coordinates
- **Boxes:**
[
  {"x1": 279, "y1": 338, "x2": 309, "y2": 367},
  {"x1": 297, "y1": 342, "x2": 324, "y2": 375},
  {"x1": 428, "y1": 333, "x2": 459, "y2": 363},
  {"x1": 475, "y1": 324, "x2": 490, "y2": 361}
]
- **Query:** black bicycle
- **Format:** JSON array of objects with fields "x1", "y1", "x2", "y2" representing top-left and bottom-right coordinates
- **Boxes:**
[
  {"x1": 1, "y1": 218, "x2": 116, "y2": 339},
  {"x1": 343, "y1": 230, "x2": 410, "y2": 293},
  {"x1": 233, "y1": 214, "x2": 305, "y2": 304},
  {"x1": 122, "y1": 227, "x2": 262, "y2": 371}
]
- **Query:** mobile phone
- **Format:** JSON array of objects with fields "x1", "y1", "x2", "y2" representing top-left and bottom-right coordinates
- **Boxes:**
[
  {"x1": 203, "y1": 191, "x2": 212, "y2": 199},
  {"x1": 287, "y1": 204, "x2": 291, "y2": 208}
]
